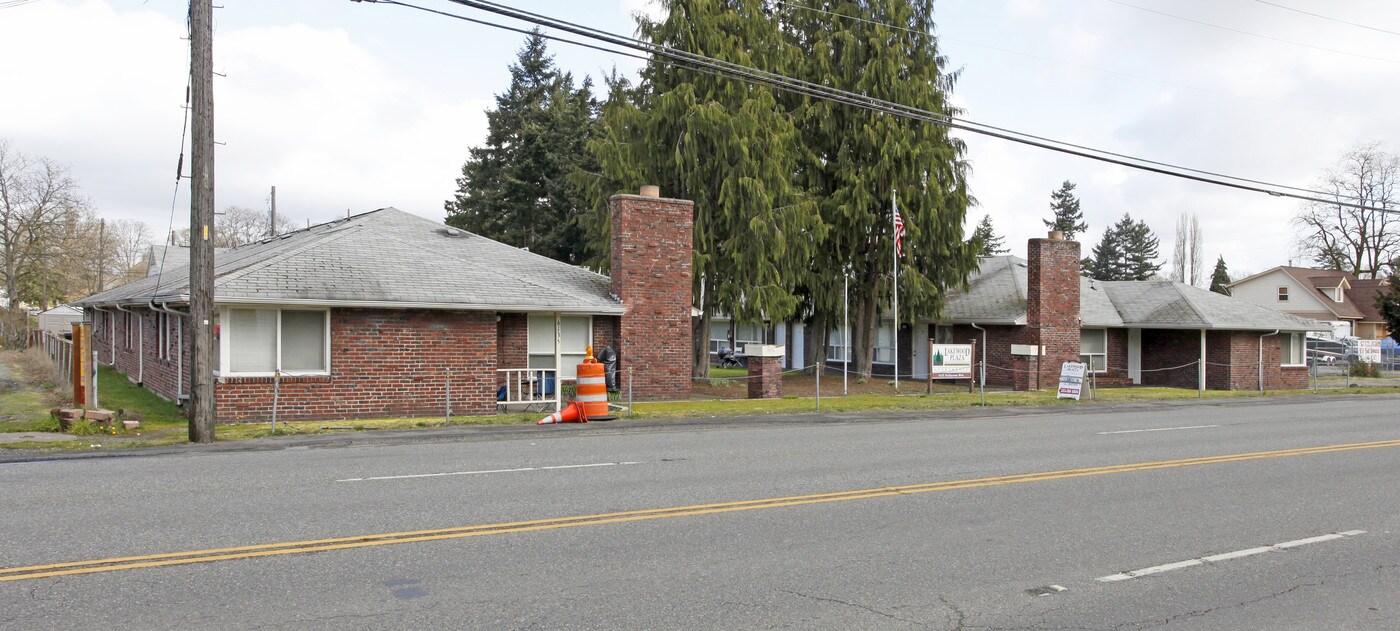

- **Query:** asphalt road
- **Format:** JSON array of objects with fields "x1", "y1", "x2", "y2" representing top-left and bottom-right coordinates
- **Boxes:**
[{"x1": 3, "y1": 396, "x2": 1399, "y2": 630}]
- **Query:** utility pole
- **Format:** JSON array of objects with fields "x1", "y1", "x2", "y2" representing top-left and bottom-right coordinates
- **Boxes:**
[
  {"x1": 189, "y1": 0, "x2": 216, "y2": 443},
  {"x1": 269, "y1": 185, "x2": 277, "y2": 237}
]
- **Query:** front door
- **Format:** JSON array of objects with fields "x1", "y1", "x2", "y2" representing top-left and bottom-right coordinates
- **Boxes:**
[{"x1": 1128, "y1": 328, "x2": 1142, "y2": 385}]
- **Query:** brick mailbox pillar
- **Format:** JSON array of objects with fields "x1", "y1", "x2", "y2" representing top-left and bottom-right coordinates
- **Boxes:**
[{"x1": 745, "y1": 344, "x2": 784, "y2": 399}]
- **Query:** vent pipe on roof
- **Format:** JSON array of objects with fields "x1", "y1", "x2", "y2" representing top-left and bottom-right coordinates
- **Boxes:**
[{"x1": 640, "y1": 185, "x2": 660, "y2": 198}]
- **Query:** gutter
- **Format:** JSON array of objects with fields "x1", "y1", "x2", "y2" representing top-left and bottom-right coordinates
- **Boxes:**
[
  {"x1": 1259, "y1": 329, "x2": 1280, "y2": 394},
  {"x1": 149, "y1": 300, "x2": 190, "y2": 401}
]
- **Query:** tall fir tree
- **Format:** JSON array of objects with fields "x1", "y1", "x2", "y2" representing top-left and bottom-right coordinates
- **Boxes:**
[
  {"x1": 445, "y1": 31, "x2": 597, "y2": 264},
  {"x1": 781, "y1": 0, "x2": 978, "y2": 376},
  {"x1": 1209, "y1": 256, "x2": 1231, "y2": 294},
  {"x1": 969, "y1": 214, "x2": 1007, "y2": 257},
  {"x1": 1086, "y1": 213, "x2": 1162, "y2": 281},
  {"x1": 585, "y1": 0, "x2": 822, "y2": 377},
  {"x1": 1044, "y1": 181, "x2": 1087, "y2": 241}
]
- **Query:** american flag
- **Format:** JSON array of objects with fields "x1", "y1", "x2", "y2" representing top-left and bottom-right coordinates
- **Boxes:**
[{"x1": 893, "y1": 204, "x2": 906, "y2": 257}]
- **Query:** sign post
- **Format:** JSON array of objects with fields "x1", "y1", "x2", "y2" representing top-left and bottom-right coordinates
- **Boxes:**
[{"x1": 1057, "y1": 361, "x2": 1086, "y2": 401}]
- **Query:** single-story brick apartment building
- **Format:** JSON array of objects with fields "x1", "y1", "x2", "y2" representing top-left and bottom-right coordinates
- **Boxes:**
[
  {"x1": 711, "y1": 234, "x2": 1323, "y2": 392},
  {"x1": 75, "y1": 190, "x2": 695, "y2": 421}
]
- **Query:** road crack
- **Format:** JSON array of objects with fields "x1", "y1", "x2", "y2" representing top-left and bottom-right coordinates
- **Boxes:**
[{"x1": 778, "y1": 588, "x2": 932, "y2": 628}]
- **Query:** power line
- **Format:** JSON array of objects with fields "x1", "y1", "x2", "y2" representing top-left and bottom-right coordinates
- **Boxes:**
[
  {"x1": 354, "y1": 0, "x2": 1384, "y2": 212},
  {"x1": 1107, "y1": 0, "x2": 1400, "y2": 65},
  {"x1": 1253, "y1": 0, "x2": 1400, "y2": 38},
  {"x1": 773, "y1": 0, "x2": 1397, "y2": 125}
]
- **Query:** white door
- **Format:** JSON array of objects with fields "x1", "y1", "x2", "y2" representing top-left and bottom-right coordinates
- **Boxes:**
[{"x1": 1128, "y1": 328, "x2": 1142, "y2": 384}]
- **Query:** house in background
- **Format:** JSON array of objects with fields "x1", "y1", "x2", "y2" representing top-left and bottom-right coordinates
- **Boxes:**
[
  {"x1": 1226, "y1": 267, "x2": 1391, "y2": 340},
  {"x1": 76, "y1": 189, "x2": 694, "y2": 422},
  {"x1": 36, "y1": 304, "x2": 83, "y2": 338}
]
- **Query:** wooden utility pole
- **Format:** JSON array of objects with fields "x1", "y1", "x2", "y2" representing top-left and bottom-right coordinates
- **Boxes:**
[
  {"x1": 269, "y1": 185, "x2": 277, "y2": 237},
  {"x1": 189, "y1": 0, "x2": 216, "y2": 443}
]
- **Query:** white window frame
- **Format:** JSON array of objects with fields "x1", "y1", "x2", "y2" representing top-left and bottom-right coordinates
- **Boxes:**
[
  {"x1": 873, "y1": 321, "x2": 895, "y2": 365},
  {"x1": 156, "y1": 312, "x2": 169, "y2": 360},
  {"x1": 124, "y1": 311, "x2": 133, "y2": 349},
  {"x1": 1333, "y1": 287, "x2": 1344, "y2": 303},
  {"x1": 1080, "y1": 328, "x2": 1108, "y2": 374},
  {"x1": 219, "y1": 306, "x2": 331, "y2": 376},
  {"x1": 1277, "y1": 286, "x2": 1289, "y2": 302},
  {"x1": 827, "y1": 327, "x2": 849, "y2": 362},
  {"x1": 528, "y1": 314, "x2": 592, "y2": 381},
  {"x1": 709, "y1": 319, "x2": 730, "y2": 354},
  {"x1": 1281, "y1": 332, "x2": 1305, "y2": 367}
]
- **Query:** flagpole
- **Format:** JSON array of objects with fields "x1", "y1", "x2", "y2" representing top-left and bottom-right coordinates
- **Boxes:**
[
  {"x1": 843, "y1": 270, "x2": 849, "y2": 396},
  {"x1": 892, "y1": 190, "x2": 899, "y2": 390}
]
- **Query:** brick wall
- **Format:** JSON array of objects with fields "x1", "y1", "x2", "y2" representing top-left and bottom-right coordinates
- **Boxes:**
[
  {"x1": 496, "y1": 313, "x2": 528, "y2": 372},
  {"x1": 1026, "y1": 236, "x2": 1082, "y2": 390},
  {"x1": 610, "y1": 192, "x2": 693, "y2": 400},
  {"x1": 91, "y1": 306, "x2": 192, "y2": 405},
  {"x1": 215, "y1": 309, "x2": 498, "y2": 421}
]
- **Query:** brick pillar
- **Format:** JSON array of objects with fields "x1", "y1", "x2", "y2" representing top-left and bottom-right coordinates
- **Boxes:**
[
  {"x1": 1027, "y1": 233, "x2": 1082, "y2": 390},
  {"x1": 610, "y1": 188, "x2": 694, "y2": 400},
  {"x1": 745, "y1": 345, "x2": 784, "y2": 399}
]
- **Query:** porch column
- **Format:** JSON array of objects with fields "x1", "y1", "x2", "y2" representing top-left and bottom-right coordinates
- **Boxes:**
[
  {"x1": 1199, "y1": 329, "x2": 1206, "y2": 397},
  {"x1": 554, "y1": 313, "x2": 562, "y2": 411}
]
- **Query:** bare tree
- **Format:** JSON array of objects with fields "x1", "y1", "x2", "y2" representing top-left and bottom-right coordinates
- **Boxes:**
[
  {"x1": 105, "y1": 219, "x2": 152, "y2": 284},
  {"x1": 1170, "y1": 213, "x2": 1204, "y2": 286},
  {"x1": 0, "y1": 140, "x2": 85, "y2": 309},
  {"x1": 170, "y1": 205, "x2": 296, "y2": 248},
  {"x1": 1294, "y1": 142, "x2": 1400, "y2": 278}
]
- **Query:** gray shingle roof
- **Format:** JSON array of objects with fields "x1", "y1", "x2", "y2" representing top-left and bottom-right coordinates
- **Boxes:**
[
  {"x1": 941, "y1": 256, "x2": 1322, "y2": 331},
  {"x1": 77, "y1": 208, "x2": 623, "y2": 314}
]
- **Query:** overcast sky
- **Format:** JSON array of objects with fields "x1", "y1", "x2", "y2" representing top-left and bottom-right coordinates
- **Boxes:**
[{"x1": 2, "y1": 0, "x2": 1397, "y2": 280}]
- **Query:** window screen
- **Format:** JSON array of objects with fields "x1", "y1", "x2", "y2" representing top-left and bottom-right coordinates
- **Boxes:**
[
  {"x1": 229, "y1": 308, "x2": 277, "y2": 372},
  {"x1": 281, "y1": 310, "x2": 327, "y2": 372}
]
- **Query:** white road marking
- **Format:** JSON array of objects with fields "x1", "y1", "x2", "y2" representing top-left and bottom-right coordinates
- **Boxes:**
[
  {"x1": 1096, "y1": 424, "x2": 1220, "y2": 435},
  {"x1": 1096, "y1": 530, "x2": 1366, "y2": 582},
  {"x1": 337, "y1": 461, "x2": 644, "y2": 482}
]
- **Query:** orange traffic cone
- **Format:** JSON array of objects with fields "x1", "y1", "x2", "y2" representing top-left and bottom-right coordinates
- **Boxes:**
[{"x1": 537, "y1": 401, "x2": 588, "y2": 425}]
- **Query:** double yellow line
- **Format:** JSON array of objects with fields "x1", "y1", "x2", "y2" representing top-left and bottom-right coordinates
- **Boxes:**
[{"x1": 4, "y1": 438, "x2": 1399, "y2": 583}]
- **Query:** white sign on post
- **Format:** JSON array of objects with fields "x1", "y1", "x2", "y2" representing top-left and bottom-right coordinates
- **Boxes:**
[
  {"x1": 1057, "y1": 361, "x2": 1086, "y2": 400},
  {"x1": 1357, "y1": 339, "x2": 1382, "y2": 364},
  {"x1": 929, "y1": 344, "x2": 974, "y2": 379}
]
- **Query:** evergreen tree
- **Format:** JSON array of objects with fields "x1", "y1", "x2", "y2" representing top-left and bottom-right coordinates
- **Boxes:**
[
  {"x1": 1087, "y1": 224, "x2": 1126, "y2": 281},
  {"x1": 1121, "y1": 215, "x2": 1163, "y2": 280},
  {"x1": 585, "y1": 0, "x2": 821, "y2": 376},
  {"x1": 781, "y1": 0, "x2": 978, "y2": 376},
  {"x1": 1087, "y1": 213, "x2": 1162, "y2": 281},
  {"x1": 1377, "y1": 271, "x2": 1400, "y2": 344},
  {"x1": 1044, "y1": 181, "x2": 1087, "y2": 241},
  {"x1": 1209, "y1": 256, "x2": 1231, "y2": 294},
  {"x1": 969, "y1": 214, "x2": 1007, "y2": 256},
  {"x1": 445, "y1": 31, "x2": 597, "y2": 264}
]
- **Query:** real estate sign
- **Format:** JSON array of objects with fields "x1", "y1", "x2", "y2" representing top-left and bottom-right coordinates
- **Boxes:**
[
  {"x1": 930, "y1": 343, "x2": 974, "y2": 379},
  {"x1": 1357, "y1": 339, "x2": 1382, "y2": 364},
  {"x1": 1057, "y1": 361, "x2": 1086, "y2": 400}
]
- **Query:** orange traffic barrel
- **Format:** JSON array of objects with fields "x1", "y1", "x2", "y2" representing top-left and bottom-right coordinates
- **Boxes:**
[{"x1": 576, "y1": 357, "x2": 612, "y2": 420}]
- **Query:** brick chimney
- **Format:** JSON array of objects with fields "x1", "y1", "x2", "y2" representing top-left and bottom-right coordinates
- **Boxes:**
[
  {"x1": 610, "y1": 187, "x2": 694, "y2": 400},
  {"x1": 1022, "y1": 231, "x2": 1082, "y2": 390}
]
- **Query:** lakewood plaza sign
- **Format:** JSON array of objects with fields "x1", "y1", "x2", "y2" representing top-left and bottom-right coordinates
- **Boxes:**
[{"x1": 930, "y1": 343, "x2": 974, "y2": 379}]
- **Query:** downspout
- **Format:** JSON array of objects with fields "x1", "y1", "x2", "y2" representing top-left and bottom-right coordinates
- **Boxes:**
[
  {"x1": 1259, "y1": 329, "x2": 1280, "y2": 394},
  {"x1": 114, "y1": 304, "x2": 144, "y2": 385},
  {"x1": 970, "y1": 322, "x2": 987, "y2": 407},
  {"x1": 150, "y1": 300, "x2": 191, "y2": 401}
]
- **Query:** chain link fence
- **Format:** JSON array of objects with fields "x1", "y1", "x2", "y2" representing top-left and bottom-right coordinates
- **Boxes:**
[{"x1": 1308, "y1": 339, "x2": 1400, "y2": 389}]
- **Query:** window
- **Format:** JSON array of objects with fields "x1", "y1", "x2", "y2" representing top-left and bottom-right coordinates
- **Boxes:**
[
  {"x1": 156, "y1": 312, "x2": 169, "y2": 360},
  {"x1": 710, "y1": 320, "x2": 764, "y2": 354},
  {"x1": 1277, "y1": 286, "x2": 1289, "y2": 302},
  {"x1": 827, "y1": 327, "x2": 849, "y2": 362},
  {"x1": 1080, "y1": 328, "x2": 1107, "y2": 373},
  {"x1": 709, "y1": 320, "x2": 729, "y2": 353},
  {"x1": 124, "y1": 311, "x2": 133, "y2": 349},
  {"x1": 528, "y1": 314, "x2": 591, "y2": 380},
  {"x1": 224, "y1": 308, "x2": 328, "y2": 375},
  {"x1": 933, "y1": 325, "x2": 956, "y2": 344},
  {"x1": 1280, "y1": 332, "x2": 1305, "y2": 366},
  {"x1": 1333, "y1": 287, "x2": 1344, "y2": 303},
  {"x1": 873, "y1": 322, "x2": 895, "y2": 364}
]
